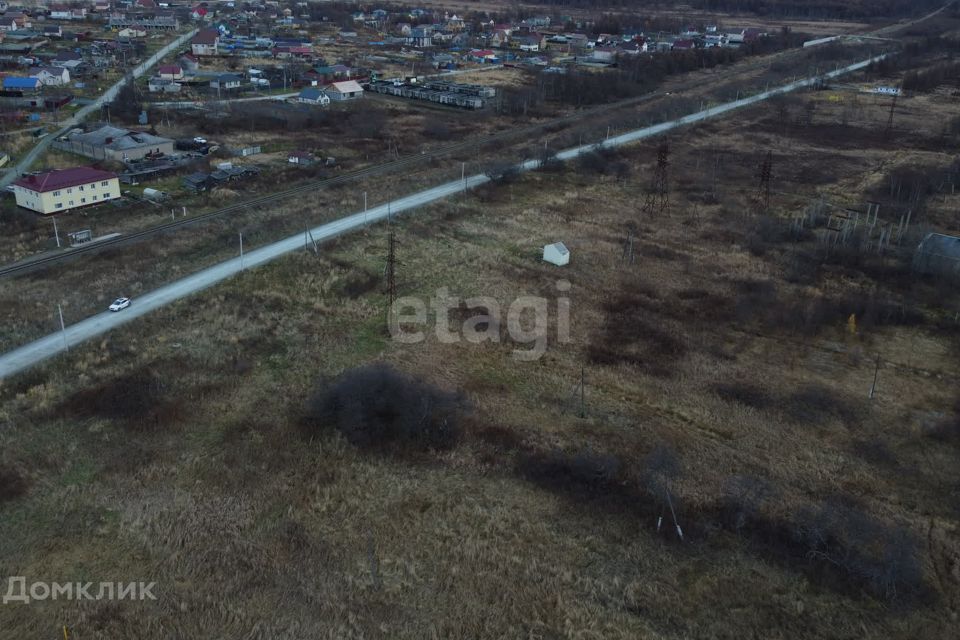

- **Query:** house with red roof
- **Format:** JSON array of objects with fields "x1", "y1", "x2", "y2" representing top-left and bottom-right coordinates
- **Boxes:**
[
  {"x1": 12, "y1": 167, "x2": 121, "y2": 214},
  {"x1": 158, "y1": 64, "x2": 182, "y2": 80},
  {"x1": 191, "y1": 28, "x2": 219, "y2": 56}
]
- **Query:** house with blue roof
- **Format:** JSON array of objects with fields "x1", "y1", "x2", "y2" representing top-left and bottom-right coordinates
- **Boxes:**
[
  {"x1": 3, "y1": 76, "x2": 40, "y2": 92},
  {"x1": 296, "y1": 87, "x2": 330, "y2": 105}
]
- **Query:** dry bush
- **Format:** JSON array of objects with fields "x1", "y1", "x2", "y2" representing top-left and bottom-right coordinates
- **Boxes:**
[
  {"x1": 0, "y1": 464, "x2": 28, "y2": 502},
  {"x1": 783, "y1": 384, "x2": 866, "y2": 427},
  {"x1": 306, "y1": 363, "x2": 465, "y2": 450},
  {"x1": 338, "y1": 269, "x2": 379, "y2": 299},
  {"x1": 925, "y1": 396, "x2": 960, "y2": 444},
  {"x1": 711, "y1": 381, "x2": 773, "y2": 409},
  {"x1": 793, "y1": 497, "x2": 924, "y2": 601},
  {"x1": 520, "y1": 447, "x2": 622, "y2": 495},
  {"x1": 57, "y1": 369, "x2": 182, "y2": 431}
]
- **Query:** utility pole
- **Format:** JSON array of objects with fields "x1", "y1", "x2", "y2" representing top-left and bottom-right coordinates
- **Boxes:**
[
  {"x1": 52, "y1": 216, "x2": 61, "y2": 248},
  {"x1": 239, "y1": 232, "x2": 244, "y2": 270},
  {"x1": 869, "y1": 354, "x2": 881, "y2": 399},
  {"x1": 579, "y1": 366, "x2": 586, "y2": 418},
  {"x1": 622, "y1": 230, "x2": 635, "y2": 264},
  {"x1": 385, "y1": 229, "x2": 398, "y2": 311},
  {"x1": 886, "y1": 92, "x2": 898, "y2": 136},
  {"x1": 57, "y1": 304, "x2": 67, "y2": 351},
  {"x1": 461, "y1": 162, "x2": 466, "y2": 192}
]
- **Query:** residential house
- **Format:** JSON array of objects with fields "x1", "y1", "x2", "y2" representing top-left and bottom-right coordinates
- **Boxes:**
[
  {"x1": 210, "y1": 73, "x2": 242, "y2": 91},
  {"x1": 49, "y1": 6, "x2": 74, "y2": 21},
  {"x1": 157, "y1": 64, "x2": 182, "y2": 80},
  {"x1": 34, "y1": 67, "x2": 71, "y2": 86},
  {"x1": 43, "y1": 25, "x2": 63, "y2": 38},
  {"x1": 296, "y1": 87, "x2": 330, "y2": 105},
  {"x1": 12, "y1": 167, "x2": 121, "y2": 214},
  {"x1": 118, "y1": 26, "x2": 147, "y2": 38},
  {"x1": 409, "y1": 26, "x2": 433, "y2": 48},
  {"x1": 305, "y1": 64, "x2": 351, "y2": 85},
  {"x1": 148, "y1": 77, "x2": 181, "y2": 92},
  {"x1": 591, "y1": 47, "x2": 617, "y2": 63},
  {"x1": 191, "y1": 28, "x2": 219, "y2": 56},
  {"x1": 179, "y1": 53, "x2": 199, "y2": 72},
  {"x1": 0, "y1": 15, "x2": 30, "y2": 31},
  {"x1": 53, "y1": 50, "x2": 82, "y2": 67},
  {"x1": 514, "y1": 33, "x2": 545, "y2": 52},
  {"x1": 468, "y1": 49, "x2": 498, "y2": 63},
  {"x1": 672, "y1": 39, "x2": 696, "y2": 51},
  {"x1": 191, "y1": 5, "x2": 208, "y2": 20},
  {"x1": 490, "y1": 29, "x2": 510, "y2": 48},
  {"x1": 742, "y1": 28, "x2": 768, "y2": 42},
  {"x1": 324, "y1": 80, "x2": 363, "y2": 101}
]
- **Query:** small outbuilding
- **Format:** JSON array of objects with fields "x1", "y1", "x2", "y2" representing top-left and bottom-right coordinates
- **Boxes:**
[{"x1": 543, "y1": 242, "x2": 570, "y2": 266}]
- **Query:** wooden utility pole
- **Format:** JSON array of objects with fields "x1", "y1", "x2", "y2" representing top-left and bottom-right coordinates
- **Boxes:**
[
  {"x1": 886, "y1": 93, "x2": 898, "y2": 136},
  {"x1": 579, "y1": 366, "x2": 586, "y2": 418},
  {"x1": 385, "y1": 230, "x2": 398, "y2": 310}
]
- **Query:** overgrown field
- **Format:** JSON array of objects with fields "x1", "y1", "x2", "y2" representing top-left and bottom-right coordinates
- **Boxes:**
[{"x1": 1, "y1": 73, "x2": 960, "y2": 638}]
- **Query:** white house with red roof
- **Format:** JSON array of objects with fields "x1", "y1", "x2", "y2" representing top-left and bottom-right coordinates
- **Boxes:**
[{"x1": 12, "y1": 168, "x2": 121, "y2": 214}]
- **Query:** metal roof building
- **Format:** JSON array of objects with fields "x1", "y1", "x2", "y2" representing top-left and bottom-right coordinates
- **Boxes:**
[{"x1": 60, "y1": 125, "x2": 175, "y2": 162}]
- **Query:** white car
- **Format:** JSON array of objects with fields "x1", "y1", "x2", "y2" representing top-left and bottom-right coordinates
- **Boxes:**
[
  {"x1": 193, "y1": 136, "x2": 207, "y2": 144},
  {"x1": 108, "y1": 297, "x2": 131, "y2": 312}
]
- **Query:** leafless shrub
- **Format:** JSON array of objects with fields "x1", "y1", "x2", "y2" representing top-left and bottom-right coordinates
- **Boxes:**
[
  {"x1": 0, "y1": 464, "x2": 28, "y2": 502},
  {"x1": 783, "y1": 384, "x2": 865, "y2": 427},
  {"x1": 712, "y1": 382, "x2": 772, "y2": 409},
  {"x1": 925, "y1": 396, "x2": 960, "y2": 444},
  {"x1": 722, "y1": 475, "x2": 775, "y2": 535},
  {"x1": 794, "y1": 496, "x2": 923, "y2": 601},
  {"x1": 306, "y1": 364, "x2": 465, "y2": 450}
]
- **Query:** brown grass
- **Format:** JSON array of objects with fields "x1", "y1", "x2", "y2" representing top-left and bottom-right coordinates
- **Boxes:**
[{"x1": 1, "y1": 55, "x2": 960, "y2": 639}]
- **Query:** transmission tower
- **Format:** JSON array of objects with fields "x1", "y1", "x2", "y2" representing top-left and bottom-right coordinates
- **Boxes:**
[
  {"x1": 643, "y1": 142, "x2": 670, "y2": 218},
  {"x1": 885, "y1": 92, "x2": 898, "y2": 136},
  {"x1": 753, "y1": 151, "x2": 773, "y2": 215}
]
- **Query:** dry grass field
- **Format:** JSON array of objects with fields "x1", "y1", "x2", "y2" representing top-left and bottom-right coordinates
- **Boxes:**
[{"x1": 1, "y1": 71, "x2": 959, "y2": 637}]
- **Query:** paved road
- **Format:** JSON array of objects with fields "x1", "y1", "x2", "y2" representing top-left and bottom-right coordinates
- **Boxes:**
[
  {"x1": 0, "y1": 53, "x2": 889, "y2": 381},
  {"x1": 0, "y1": 29, "x2": 198, "y2": 189}
]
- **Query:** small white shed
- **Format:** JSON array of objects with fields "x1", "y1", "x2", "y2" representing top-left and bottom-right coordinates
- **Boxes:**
[{"x1": 543, "y1": 242, "x2": 570, "y2": 266}]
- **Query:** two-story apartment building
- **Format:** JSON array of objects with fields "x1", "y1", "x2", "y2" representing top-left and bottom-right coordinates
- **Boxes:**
[{"x1": 12, "y1": 167, "x2": 121, "y2": 214}]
